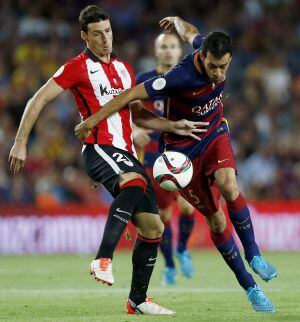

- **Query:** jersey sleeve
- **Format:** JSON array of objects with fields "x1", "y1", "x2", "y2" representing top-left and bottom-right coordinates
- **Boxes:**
[
  {"x1": 143, "y1": 58, "x2": 192, "y2": 99},
  {"x1": 136, "y1": 71, "x2": 148, "y2": 85},
  {"x1": 192, "y1": 34, "x2": 205, "y2": 50},
  {"x1": 52, "y1": 59, "x2": 80, "y2": 90}
]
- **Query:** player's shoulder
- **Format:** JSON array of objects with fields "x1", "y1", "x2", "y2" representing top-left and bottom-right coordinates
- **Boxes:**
[
  {"x1": 165, "y1": 52, "x2": 197, "y2": 81},
  {"x1": 136, "y1": 69, "x2": 158, "y2": 84},
  {"x1": 113, "y1": 57, "x2": 134, "y2": 72},
  {"x1": 175, "y1": 49, "x2": 208, "y2": 81},
  {"x1": 63, "y1": 51, "x2": 87, "y2": 70}
]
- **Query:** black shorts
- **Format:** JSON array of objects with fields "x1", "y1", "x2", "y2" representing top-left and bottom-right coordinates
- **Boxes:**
[{"x1": 82, "y1": 144, "x2": 158, "y2": 215}]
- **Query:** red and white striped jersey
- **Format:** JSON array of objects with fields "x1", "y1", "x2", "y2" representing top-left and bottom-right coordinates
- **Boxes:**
[{"x1": 52, "y1": 48, "x2": 137, "y2": 156}]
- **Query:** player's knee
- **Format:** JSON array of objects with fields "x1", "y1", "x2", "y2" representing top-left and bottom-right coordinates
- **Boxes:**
[
  {"x1": 218, "y1": 177, "x2": 238, "y2": 201},
  {"x1": 141, "y1": 216, "x2": 164, "y2": 238},
  {"x1": 119, "y1": 172, "x2": 147, "y2": 191},
  {"x1": 206, "y1": 208, "x2": 227, "y2": 233},
  {"x1": 179, "y1": 201, "x2": 194, "y2": 215}
]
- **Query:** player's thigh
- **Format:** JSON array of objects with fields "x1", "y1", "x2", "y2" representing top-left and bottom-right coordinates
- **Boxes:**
[
  {"x1": 159, "y1": 205, "x2": 172, "y2": 224},
  {"x1": 119, "y1": 171, "x2": 147, "y2": 187},
  {"x1": 179, "y1": 156, "x2": 221, "y2": 217},
  {"x1": 145, "y1": 167, "x2": 177, "y2": 209},
  {"x1": 205, "y1": 205, "x2": 227, "y2": 233},
  {"x1": 82, "y1": 144, "x2": 150, "y2": 196},
  {"x1": 133, "y1": 211, "x2": 164, "y2": 238},
  {"x1": 203, "y1": 133, "x2": 237, "y2": 177},
  {"x1": 214, "y1": 167, "x2": 238, "y2": 194},
  {"x1": 177, "y1": 195, "x2": 194, "y2": 215}
]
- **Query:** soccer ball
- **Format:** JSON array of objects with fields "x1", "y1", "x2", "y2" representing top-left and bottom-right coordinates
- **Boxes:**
[{"x1": 153, "y1": 151, "x2": 193, "y2": 191}]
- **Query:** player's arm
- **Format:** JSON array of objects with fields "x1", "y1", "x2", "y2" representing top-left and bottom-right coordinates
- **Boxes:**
[
  {"x1": 74, "y1": 83, "x2": 149, "y2": 139},
  {"x1": 159, "y1": 16, "x2": 200, "y2": 45},
  {"x1": 130, "y1": 100, "x2": 208, "y2": 140},
  {"x1": 75, "y1": 61, "x2": 209, "y2": 139},
  {"x1": 9, "y1": 79, "x2": 63, "y2": 174}
]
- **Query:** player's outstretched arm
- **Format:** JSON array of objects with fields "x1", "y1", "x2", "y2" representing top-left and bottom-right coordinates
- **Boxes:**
[
  {"x1": 74, "y1": 83, "x2": 149, "y2": 139},
  {"x1": 9, "y1": 79, "x2": 64, "y2": 174},
  {"x1": 131, "y1": 100, "x2": 208, "y2": 140},
  {"x1": 159, "y1": 17, "x2": 200, "y2": 45}
]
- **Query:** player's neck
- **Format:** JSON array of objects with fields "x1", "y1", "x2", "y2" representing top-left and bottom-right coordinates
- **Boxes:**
[
  {"x1": 157, "y1": 65, "x2": 172, "y2": 73},
  {"x1": 88, "y1": 47, "x2": 111, "y2": 64}
]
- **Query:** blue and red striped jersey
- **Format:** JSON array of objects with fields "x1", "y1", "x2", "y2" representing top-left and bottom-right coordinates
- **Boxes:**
[{"x1": 143, "y1": 35, "x2": 229, "y2": 160}]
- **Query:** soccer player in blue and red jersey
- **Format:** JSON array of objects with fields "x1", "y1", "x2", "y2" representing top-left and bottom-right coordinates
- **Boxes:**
[
  {"x1": 75, "y1": 16, "x2": 278, "y2": 313},
  {"x1": 134, "y1": 33, "x2": 196, "y2": 285}
]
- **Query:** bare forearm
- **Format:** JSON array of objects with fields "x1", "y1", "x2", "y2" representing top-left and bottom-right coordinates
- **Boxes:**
[
  {"x1": 134, "y1": 109, "x2": 173, "y2": 132},
  {"x1": 14, "y1": 79, "x2": 63, "y2": 144},
  {"x1": 86, "y1": 83, "x2": 149, "y2": 128},
  {"x1": 15, "y1": 94, "x2": 47, "y2": 144},
  {"x1": 173, "y1": 17, "x2": 200, "y2": 45}
]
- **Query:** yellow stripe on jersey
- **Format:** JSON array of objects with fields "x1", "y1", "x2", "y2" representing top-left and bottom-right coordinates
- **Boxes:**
[
  {"x1": 137, "y1": 147, "x2": 145, "y2": 164},
  {"x1": 221, "y1": 117, "x2": 230, "y2": 133}
]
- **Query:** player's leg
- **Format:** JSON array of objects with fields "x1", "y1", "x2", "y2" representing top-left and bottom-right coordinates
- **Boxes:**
[
  {"x1": 128, "y1": 212, "x2": 164, "y2": 305},
  {"x1": 94, "y1": 172, "x2": 147, "y2": 259},
  {"x1": 126, "y1": 196, "x2": 175, "y2": 314},
  {"x1": 90, "y1": 171, "x2": 148, "y2": 285},
  {"x1": 159, "y1": 205, "x2": 177, "y2": 285},
  {"x1": 215, "y1": 167, "x2": 277, "y2": 282},
  {"x1": 206, "y1": 206, "x2": 275, "y2": 312},
  {"x1": 179, "y1": 150, "x2": 275, "y2": 312},
  {"x1": 83, "y1": 145, "x2": 150, "y2": 284},
  {"x1": 145, "y1": 167, "x2": 177, "y2": 285},
  {"x1": 174, "y1": 196, "x2": 195, "y2": 278}
]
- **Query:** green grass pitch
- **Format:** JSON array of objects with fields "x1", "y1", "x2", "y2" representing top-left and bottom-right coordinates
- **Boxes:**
[{"x1": 0, "y1": 251, "x2": 299, "y2": 321}]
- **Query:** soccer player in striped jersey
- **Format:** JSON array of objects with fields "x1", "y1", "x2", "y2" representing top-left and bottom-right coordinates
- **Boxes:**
[
  {"x1": 75, "y1": 16, "x2": 278, "y2": 313},
  {"x1": 8, "y1": 7, "x2": 208, "y2": 315},
  {"x1": 134, "y1": 33, "x2": 196, "y2": 285}
]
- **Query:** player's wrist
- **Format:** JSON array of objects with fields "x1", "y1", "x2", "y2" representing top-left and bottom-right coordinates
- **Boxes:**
[
  {"x1": 167, "y1": 120, "x2": 176, "y2": 133},
  {"x1": 14, "y1": 137, "x2": 27, "y2": 145},
  {"x1": 85, "y1": 117, "x2": 97, "y2": 129}
]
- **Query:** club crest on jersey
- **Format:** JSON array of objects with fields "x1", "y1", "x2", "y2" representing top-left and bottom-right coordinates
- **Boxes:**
[
  {"x1": 192, "y1": 93, "x2": 223, "y2": 116},
  {"x1": 99, "y1": 84, "x2": 123, "y2": 96},
  {"x1": 152, "y1": 77, "x2": 166, "y2": 91}
]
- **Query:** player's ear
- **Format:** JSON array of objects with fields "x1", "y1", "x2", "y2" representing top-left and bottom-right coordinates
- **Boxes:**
[{"x1": 81, "y1": 31, "x2": 88, "y2": 42}]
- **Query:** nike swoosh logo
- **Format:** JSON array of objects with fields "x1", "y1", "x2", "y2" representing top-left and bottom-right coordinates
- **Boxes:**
[
  {"x1": 90, "y1": 70, "x2": 98, "y2": 74},
  {"x1": 218, "y1": 159, "x2": 229, "y2": 164},
  {"x1": 148, "y1": 257, "x2": 157, "y2": 261},
  {"x1": 116, "y1": 208, "x2": 131, "y2": 216},
  {"x1": 193, "y1": 88, "x2": 206, "y2": 96}
]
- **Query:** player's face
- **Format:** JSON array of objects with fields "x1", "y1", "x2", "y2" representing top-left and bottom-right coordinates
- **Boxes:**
[
  {"x1": 203, "y1": 51, "x2": 231, "y2": 84},
  {"x1": 154, "y1": 34, "x2": 182, "y2": 68},
  {"x1": 82, "y1": 20, "x2": 113, "y2": 56}
]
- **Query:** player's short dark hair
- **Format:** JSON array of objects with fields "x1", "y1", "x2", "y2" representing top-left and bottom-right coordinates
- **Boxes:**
[
  {"x1": 79, "y1": 5, "x2": 110, "y2": 32},
  {"x1": 201, "y1": 31, "x2": 232, "y2": 58}
]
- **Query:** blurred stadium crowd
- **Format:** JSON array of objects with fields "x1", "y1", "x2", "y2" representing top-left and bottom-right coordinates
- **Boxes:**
[{"x1": 0, "y1": 0, "x2": 299, "y2": 205}]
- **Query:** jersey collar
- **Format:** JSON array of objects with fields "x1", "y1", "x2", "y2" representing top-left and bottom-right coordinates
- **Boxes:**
[{"x1": 84, "y1": 48, "x2": 117, "y2": 63}]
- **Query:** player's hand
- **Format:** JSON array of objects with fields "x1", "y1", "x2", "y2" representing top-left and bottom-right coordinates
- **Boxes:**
[
  {"x1": 133, "y1": 128, "x2": 153, "y2": 148},
  {"x1": 159, "y1": 17, "x2": 177, "y2": 33},
  {"x1": 171, "y1": 119, "x2": 209, "y2": 141},
  {"x1": 74, "y1": 119, "x2": 93, "y2": 139},
  {"x1": 9, "y1": 141, "x2": 27, "y2": 174}
]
